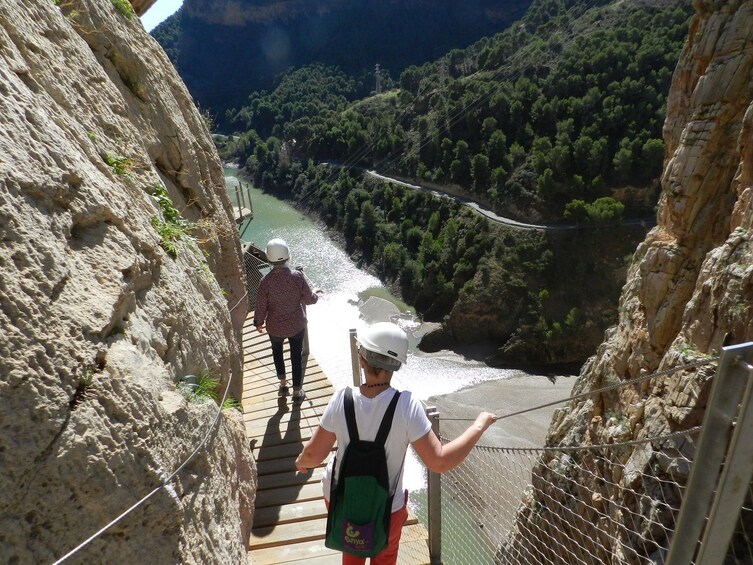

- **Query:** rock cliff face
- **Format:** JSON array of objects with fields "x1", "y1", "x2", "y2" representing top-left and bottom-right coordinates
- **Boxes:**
[
  {"x1": 0, "y1": 1, "x2": 254, "y2": 563},
  {"x1": 507, "y1": 0, "x2": 753, "y2": 558}
]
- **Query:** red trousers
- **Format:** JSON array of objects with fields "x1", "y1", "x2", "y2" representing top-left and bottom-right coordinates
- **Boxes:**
[{"x1": 326, "y1": 492, "x2": 409, "y2": 565}]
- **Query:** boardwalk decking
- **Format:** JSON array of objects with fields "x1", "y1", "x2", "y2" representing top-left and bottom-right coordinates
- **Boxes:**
[{"x1": 242, "y1": 316, "x2": 431, "y2": 564}]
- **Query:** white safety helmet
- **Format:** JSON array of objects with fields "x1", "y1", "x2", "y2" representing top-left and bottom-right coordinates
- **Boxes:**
[
  {"x1": 357, "y1": 322, "x2": 409, "y2": 372},
  {"x1": 265, "y1": 238, "x2": 290, "y2": 264}
]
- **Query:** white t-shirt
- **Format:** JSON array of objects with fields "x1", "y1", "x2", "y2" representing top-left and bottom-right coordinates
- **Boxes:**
[{"x1": 320, "y1": 386, "x2": 432, "y2": 513}]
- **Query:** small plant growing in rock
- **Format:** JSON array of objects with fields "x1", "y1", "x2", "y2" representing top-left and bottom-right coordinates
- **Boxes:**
[
  {"x1": 53, "y1": 0, "x2": 89, "y2": 28},
  {"x1": 222, "y1": 397, "x2": 242, "y2": 412},
  {"x1": 178, "y1": 371, "x2": 219, "y2": 403},
  {"x1": 103, "y1": 153, "x2": 133, "y2": 175},
  {"x1": 149, "y1": 184, "x2": 192, "y2": 257},
  {"x1": 193, "y1": 371, "x2": 219, "y2": 401},
  {"x1": 110, "y1": 0, "x2": 135, "y2": 19},
  {"x1": 106, "y1": 48, "x2": 146, "y2": 100},
  {"x1": 198, "y1": 261, "x2": 214, "y2": 283},
  {"x1": 70, "y1": 369, "x2": 94, "y2": 411},
  {"x1": 122, "y1": 75, "x2": 145, "y2": 99}
]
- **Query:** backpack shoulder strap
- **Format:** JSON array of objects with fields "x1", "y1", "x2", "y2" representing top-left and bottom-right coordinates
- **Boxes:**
[
  {"x1": 343, "y1": 387, "x2": 359, "y2": 442},
  {"x1": 375, "y1": 390, "x2": 402, "y2": 446}
]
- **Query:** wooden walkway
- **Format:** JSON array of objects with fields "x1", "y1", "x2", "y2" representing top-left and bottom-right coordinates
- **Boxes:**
[{"x1": 241, "y1": 316, "x2": 431, "y2": 564}]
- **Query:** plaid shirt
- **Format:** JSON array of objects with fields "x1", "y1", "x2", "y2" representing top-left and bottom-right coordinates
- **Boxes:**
[{"x1": 254, "y1": 266, "x2": 319, "y2": 337}]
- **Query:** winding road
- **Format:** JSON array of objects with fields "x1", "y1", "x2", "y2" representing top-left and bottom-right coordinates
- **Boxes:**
[{"x1": 366, "y1": 170, "x2": 654, "y2": 232}]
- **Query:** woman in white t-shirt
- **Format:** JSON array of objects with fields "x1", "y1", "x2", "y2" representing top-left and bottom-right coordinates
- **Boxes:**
[{"x1": 295, "y1": 322, "x2": 496, "y2": 565}]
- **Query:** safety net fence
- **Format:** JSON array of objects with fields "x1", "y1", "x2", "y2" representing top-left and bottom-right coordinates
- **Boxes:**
[
  {"x1": 437, "y1": 425, "x2": 753, "y2": 564},
  {"x1": 242, "y1": 246, "x2": 270, "y2": 308}
]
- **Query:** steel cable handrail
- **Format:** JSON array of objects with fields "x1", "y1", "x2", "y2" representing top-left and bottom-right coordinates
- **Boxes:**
[
  {"x1": 437, "y1": 357, "x2": 716, "y2": 423},
  {"x1": 442, "y1": 425, "x2": 703, "y2": 454}
]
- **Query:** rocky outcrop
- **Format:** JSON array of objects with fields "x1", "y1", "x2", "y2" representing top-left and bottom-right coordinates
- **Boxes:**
[
  {"x1": 506, "y1": 0, "x2": 753, "y2": 559},
  {"x1": 131, "y1": 0, "x2": 157, "y2": 17},
  {"x1": 0, "y1": 0, "x2": 254, "y2": 563}
]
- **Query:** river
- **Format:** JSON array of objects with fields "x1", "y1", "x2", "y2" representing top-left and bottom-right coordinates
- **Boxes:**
[{"x1": 225, "y1": 166, "x2": 526, "y2": 488}]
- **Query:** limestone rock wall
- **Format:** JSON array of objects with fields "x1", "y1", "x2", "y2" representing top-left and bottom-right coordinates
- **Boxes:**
[
  {"x1": 131, "y1": 0, "x2": 158, "y2": 17},
  {"x1": 507, "y1": 0, "x2": 753, "y2": 560},
  {"x1": 0, "y1": 0, "x2": 254, "y2": 563}
]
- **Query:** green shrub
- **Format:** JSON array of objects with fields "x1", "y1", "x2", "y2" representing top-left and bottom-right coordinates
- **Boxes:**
[
  {"x1": 149, "y1": 184, "x2": 192, "y2": 257},
  {"x1": 104, "y1": 153, "x2": 133, "y2": 175},
  {"x1": 222, "y1": 397, "x2": 242, "y2": 411},
  {"x1": 180, "y1": 371, "x2": 219, "y2": 403},
  {"x1": 110, "y1": 0, "x2": 135, "y2": 19}
]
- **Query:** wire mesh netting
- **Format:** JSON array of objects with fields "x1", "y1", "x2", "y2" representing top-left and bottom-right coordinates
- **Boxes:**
[
  {"x1": 243, "y1": 246, "x2": 271, "y2": 308},
  {"x1": 728, "y1": 489, "x2": 753, "y2": 564},
  {"x1": 439, "y1": 430, "x2": 702, "y2": 565}
]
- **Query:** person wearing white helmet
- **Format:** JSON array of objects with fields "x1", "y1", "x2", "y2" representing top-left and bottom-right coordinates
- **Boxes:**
[
  {"x1": 254, "y1": 238, "x2": 322, "y2": 401},
  {"x1": 295, "y1": 322, "x2": 496, "y2": 565}
]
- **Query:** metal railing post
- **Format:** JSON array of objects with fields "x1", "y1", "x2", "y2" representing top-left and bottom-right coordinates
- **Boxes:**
[
  {"x1": 426, "y1": 406, "x2": 443, "y2": 565},
  {"x1": 349, "y1": 328, "x2": 360, "y2": 386},
  {"x1": 696, "y1": 343, "x2": 753, "y2": 564},
  {"x1": 302, "y1": 304, "x2": 309, "y2": 356},
  {"x1": 666, "y1": 342, "x2": 753, "y2": 564},
  {"x1": 239, "y1": 181, "x2": 247, "y2": 219},
  {"x1": 297, "y1": 266, "x2": 310, "y2": 356}
]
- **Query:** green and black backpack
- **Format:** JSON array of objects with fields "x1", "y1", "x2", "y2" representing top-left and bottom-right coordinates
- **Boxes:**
[{"x1": 325, "y1": 387, "x2": 402, "y2": 557}]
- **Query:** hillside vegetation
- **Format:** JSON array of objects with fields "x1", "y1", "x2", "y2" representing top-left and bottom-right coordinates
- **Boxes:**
[
  {"x1": 152, "y1": 0, "x2": 532, "y2": 116},
  {"x1": 219, "y1": 0, "x2": 692, "y2": 367}
]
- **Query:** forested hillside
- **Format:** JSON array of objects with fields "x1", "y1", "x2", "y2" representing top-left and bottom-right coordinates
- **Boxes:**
[
  {"x1": 218, "y1": 0, "x2": 692, "y2": 367},
  {"x1": 152, "y1": 0, "x2": 532, "y2": 118}
]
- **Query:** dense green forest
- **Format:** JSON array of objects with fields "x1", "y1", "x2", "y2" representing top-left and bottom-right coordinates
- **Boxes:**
[{"x1": 219, "y1": 0, "x2": 692, "y2": 366}]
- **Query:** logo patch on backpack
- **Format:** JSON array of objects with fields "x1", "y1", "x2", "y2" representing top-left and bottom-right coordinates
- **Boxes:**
[
  {"x1": 343, "y1": 520, "x2": 373, "y2": 551},
  {"x1": 325, "y1": 388, "x2": 402, "y2": 558}
]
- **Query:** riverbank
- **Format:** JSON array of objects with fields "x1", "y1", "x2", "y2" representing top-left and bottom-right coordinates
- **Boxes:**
[{"x1": 429, "y1": 372, "x2": 577, "y2": 448}]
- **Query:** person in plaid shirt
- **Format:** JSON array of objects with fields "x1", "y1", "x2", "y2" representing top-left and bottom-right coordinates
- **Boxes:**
[{"x1": 254, "y1": 239, "x2": 322, "y2": 401}]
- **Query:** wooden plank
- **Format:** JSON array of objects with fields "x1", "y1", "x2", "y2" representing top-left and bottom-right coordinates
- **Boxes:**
[
  {"x1": 249, "y1": 537, "x2": 339, "y2": 565},
  {"x1": 246, "y1": 412, "x2": 324, "y2": 439},
  {"x1": 244, "y1": 382, "x2": 332, "y2": 407},
  {"x1": 255, "y1": 482, "x2": 325, "y2": 509},
  {"x1": 245, "y1": 368, "x2": 328, "y2": 394},
  {"x1": 250, "y1": 517, "x2": 327, "y2": 549},
  {"x1": 242, "y1": 312, "x2": 428, "y2": 565},
  {"x1": 246, "y1": 376, "x2": 332, "y2": 399},
  {"x1": 253, "y1": 498, "x2": 328, "y2": 528},
  {"x1": 252, "y1": 515, "x2": 423, "y2": 549},
  {"x1": 253, "y1": 441, "x2": 312, "y2": 462},
  {"x1": 256, "y1": 467, "x2": 325, "y2": 491},
  {"x1": 243, "y1": 372, "x2": 330, "y2": 402},
  {"x1": 256, "y1": 456, "x2": 328, "y2": 477},
  {"x1": 243, "y1": 391, "x2": 332, "y2": 418},
  {"x1": 243, "y1": 370, "x2": 330, "y2": 395},
  {"x1": 243, "y1": 395, "x2": 327, "y2": 424},
  {"x1": 396, "y1": 537, "x2": 433, "y2": 565},
  {"x1": 243, "y1": 395, "x2": 332, "y2": 418},
  {"x1": 252, "y1": 435, "x2": 315, "y2": 461},
  {"x1": 249, "y1": 523, "x2": 429, "y2": 564}
]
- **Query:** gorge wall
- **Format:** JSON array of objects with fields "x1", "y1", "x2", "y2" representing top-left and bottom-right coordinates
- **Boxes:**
[
  {"x1": 0, "y1": 0, "x2": 255, "y2": 563},
  {"x1": 507, "y1": 0, "x2": 753, "y2": 558}
]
